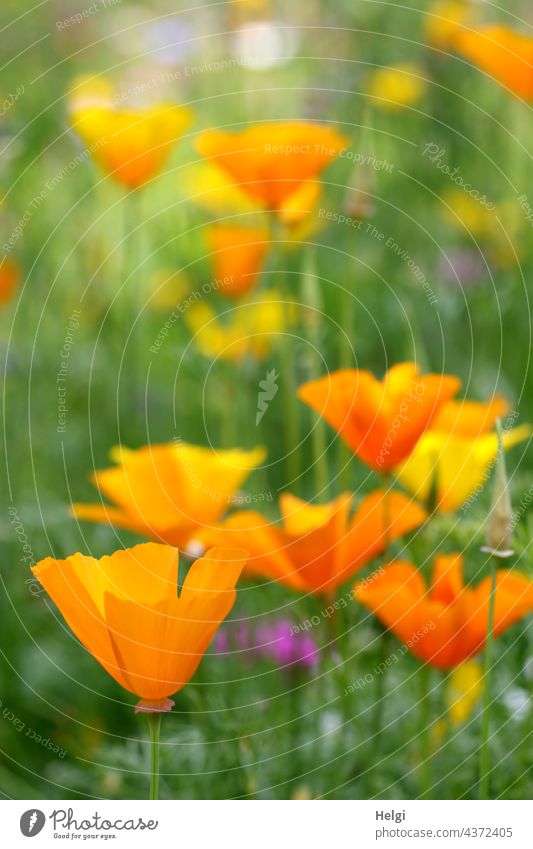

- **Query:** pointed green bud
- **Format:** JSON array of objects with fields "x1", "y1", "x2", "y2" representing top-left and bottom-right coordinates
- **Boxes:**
[{"x1": 481, "y1": 419, "x2": 514, "y2": 558}]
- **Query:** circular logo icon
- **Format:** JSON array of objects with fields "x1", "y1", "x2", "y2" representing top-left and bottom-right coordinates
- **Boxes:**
[{"x1": 20, "y1": 809, "x2": 46, "y2": 837}]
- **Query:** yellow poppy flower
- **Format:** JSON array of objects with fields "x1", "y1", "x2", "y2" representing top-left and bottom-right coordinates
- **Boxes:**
[
  {"x1": 368, "y1": 64, "x2": 427, "y2": 110},
  {"x1": 424, "y1": 2, "x2": 474, "y2": 51},
  {"x1": 396, "y1": 398, "x2": 531, "y2": 512},
  {"x1": 446, "y1": 660, "x2": 483, "y2": 725}
]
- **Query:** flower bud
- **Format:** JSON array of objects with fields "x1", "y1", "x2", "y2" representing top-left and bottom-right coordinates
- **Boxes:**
[{"x1": 482, "y1": 419, "x2": 514, "y2": 558}]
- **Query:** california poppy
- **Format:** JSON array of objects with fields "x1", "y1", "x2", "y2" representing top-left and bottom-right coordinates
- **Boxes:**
[
  {"x1": 424, "y1": 1, "x2": 474, "y2": 51},
  {"x1": 368, "y1": 64, "x2": 427, "y2": 110},
  {"x1": 196, "y1": 122, "x2": 348, "y2": 211},
  {"x1": 32, "y1": 543, "x2": 248, "y2": 709},
  {"x1": 70, "y1": 84, "x2": 193, "y2": 189},
  {"x1": 205, "y1": 489, "x2": 426, "y2": 595},
  {"x1": 206, "y1": 225, "x2": 271, "y2": 298},
  {"x1": 455, "y1": 25, "x2": 533, "y2": 101},
  {"x1": 71, "y1": 442, "x2": 265, "y2": 548},
  {"x1": 298, "y1": 363, "x2": 461, "y2": 472},
  {"x1": 396, "y1": 398, "x2": 532, "y2": 512},
  {"x1": 354, "y1": 553, "x2": 533, "y2": 668}
]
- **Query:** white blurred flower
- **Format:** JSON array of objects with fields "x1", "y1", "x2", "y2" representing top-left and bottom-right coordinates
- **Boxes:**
[
  {"x1": 234, "y1": 21, "x2": 297, "y2": 70},
  {"x1": 502, "y1": 687, "x2": 530, "y2": 722},
  {"x1": 319, "y1": 710, "x2": 343, "y2": 737}
]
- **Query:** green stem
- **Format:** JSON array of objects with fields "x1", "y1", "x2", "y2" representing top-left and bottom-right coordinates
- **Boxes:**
[
  {"x1": 269, "y1": 216, "x2": 300, "y2": 487},
  {"x1": 419, "y1": 662, "x2": 432, "y2": 800},
  {"x1": 479, "y1": 556, "x2": 497, "y2": 800},
  {"x1": 301, "y1": 253, "x2": 329, "y2": 498},
  {"x1": 146, "y1": 712, "x2": 162, "y2": 800}
]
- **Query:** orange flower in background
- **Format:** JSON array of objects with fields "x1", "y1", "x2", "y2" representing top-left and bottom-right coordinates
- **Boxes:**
[
  {"x1": 196, "y1": 122, "x2": 348, "y2": 211},
  {"x1": 70, "y1": 77, "x2": 193, "y2": 189},
  {"x1": 455, "y1": 25, "x2": 533, "y2": 100},
  {"x1": 205, "y1": 489, "x2": 426, "y2": 595},
  {"x1": 207, "y1": 225, "x2": 271, "y2": 298},
  {"x1": 0, "y1": 258, "x2": 21, "y2": 306},
  {"x1": 298, "y1": 363, "x2": 461, "y2": 472},
  {"x1": 71, "y1": 442, "x2": 265, "y2": 549},
  {"x1": 355, "y1": 553, "x2": 533, "y2": 668},
  {"x1": 32, "y1": 543, "x2": 248, "y2": 708},
  {"x1": 429, "y1": 396, "x2": 508, "y2": 435}
]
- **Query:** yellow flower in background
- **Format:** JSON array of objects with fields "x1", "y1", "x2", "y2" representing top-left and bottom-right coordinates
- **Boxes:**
[
  {"x1": 277, "y1": 180, "x2": 324, "y2": 246},
  {"x1": 396, "y1": 398, "x2": 532, "y2": 512},
  {"x1": 148, "y1": 269, "x2": 191, "y2": 311},
  {"x1": 183, "y1": 162, "x2": 259, "y2": 216},
  {"x1": 446, "y1": 661, "x2": 483, "y2": 725},
  {"x1": 440, "y1": 190, "x2": 524, "y2": 268},
  {"x1": 424, "y1": 2, "x2": 474, "y2": 51},
  {"x1": 67, "y1": 74, "x2": 115, "y2": 112},
  {"x1": 69, "y1": 75, "x2": 193, "y2": 189},
  {"x1": 368, "y1": 64, "x2": 427, "y2": 110},
  {"x1": 441, "y1": 189, "x2": 496, "y2": 238},
  {"x1": 72, "y1": 442, "x2": 265, "y2": 548},
  {"x1": 186, "y1": 291, "x2": 291, "y2": 361}
]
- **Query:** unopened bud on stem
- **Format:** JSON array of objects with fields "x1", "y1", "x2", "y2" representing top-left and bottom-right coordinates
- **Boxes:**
[{"x1": 481, "y1": 419, "x2": 514, "y2": 558}]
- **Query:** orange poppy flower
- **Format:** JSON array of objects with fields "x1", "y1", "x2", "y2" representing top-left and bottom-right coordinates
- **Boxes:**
[
  {"x1": 455, "y1": 25, "x2": 533, "y2": 100},
  {"x1": 207, "y1": 225, "x2": 271, "y2": 298},
  {"x1": 71, "y1": 442, "x2": 265, "y2": 549},
  {"x1": 71, "y1": 99, "x2": 193, "y2": 189},
  {"x1": 0, "y1": 258, "x2": 21, "y2": 306},
  {"x1": 205, "y1": 489, "x2": 426, "y2": 595},
  {"x1": 32, "y1": 543, "x2": 248, "y2": 709},
  {"x1": 196, "y1": 122, "x2": 348, "y2": 211},
  {"x1": 298, "y1": 363, "x2": 461, "y2": 472},
  {"x1": 355, "y1": 553, "x2": 533, "y2": 668}
]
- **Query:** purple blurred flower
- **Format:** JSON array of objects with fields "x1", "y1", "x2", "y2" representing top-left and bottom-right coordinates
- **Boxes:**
[
  {"x1": 214, "y1": 618, "x2": 320, "y2": 671},
  {"x1": 437, "y1": 250, "x2": 486, "y2": 288}
]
